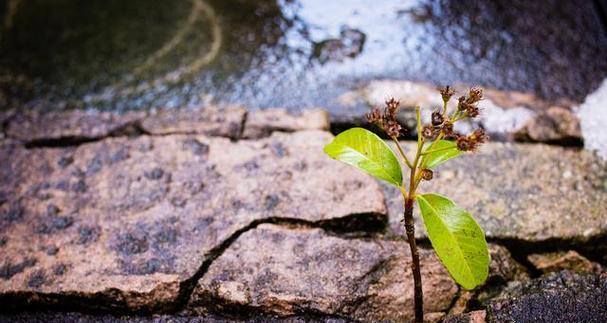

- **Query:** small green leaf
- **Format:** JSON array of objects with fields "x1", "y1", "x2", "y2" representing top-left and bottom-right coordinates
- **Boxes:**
[
  {"x1": 324, "y1": 128, "x2": 402, "y2": 187},
  {"x1": 420, "y1": 140, "x2": 462, "y2": 169},
  {"x1": 416, "y1": 193, "x2": 489, "y2": 289}
]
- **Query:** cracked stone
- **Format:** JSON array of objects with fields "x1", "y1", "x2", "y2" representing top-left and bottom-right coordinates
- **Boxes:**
[
  {"x1": 242, "y1": 108, "x2": 330, "y2": 139},
  {"x1": 513, "y1": 106, "x2": 582, "y2": 145},
  {"x1": 5, "y1": 110, "x2": 144, "y2": 143},
  {"x1": 140, "y1": 106, "x2": 245, "y2": 139},
  {"x1": 444, "y1": 310, "x2": 487, "y2": 323},
  {"x1": 486, "y1": 271, "x2": 607, "y2": 322},
  {"x1": 0, "y1": 130, "x2": 385, "y2": 312},
  {"x1": 527, "y1": 250, "x2": 601, "y2": 274},
  {"x1": 187, "y1": 224, "x2": 457, "y2": 322},
  {"x1": 383, "y1": 142, "x2": 607, "y2": 244}
]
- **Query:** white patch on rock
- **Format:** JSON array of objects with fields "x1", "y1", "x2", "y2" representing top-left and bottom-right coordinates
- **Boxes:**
[
  {"x1": 479, "y1": 99, "x2": 536, "y2": 135},
  {"x1": 576, "y1": 78, "x2": 607, "y2": 160}
]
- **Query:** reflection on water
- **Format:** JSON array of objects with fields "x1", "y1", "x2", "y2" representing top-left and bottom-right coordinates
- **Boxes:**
[{"x1": 0, "y1": 0, "x2": 606, "y2": 113}]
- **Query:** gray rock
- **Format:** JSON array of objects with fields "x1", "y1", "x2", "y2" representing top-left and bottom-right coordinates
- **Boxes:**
[
  {"x1": 383, "y1": 142, "x2": 607, "y2": 244},
  {"x1": 487, "y1": 271, "x2": 607, "y2": 323},
  {"x1": 313, "y1": 28, "x2": 366, "y2": 64},
  {"x1": 0, "y1": 131, "x2": 385, "y2": 312},
  {"x1": 140, "y1": 106, "x2": 246, "y2": 139},
  {"x1": 527, "y1": 250, "x2": 601, "y2": 274},
  {"x1": 187, "y1": 224, "x2": 458, "y2": 322},
  {"x1": 5, "y1": 110, "x2": 144, "y2": 143},
  {"x1": 242, "y1": 109, "x2": 330, "y2": 139}
]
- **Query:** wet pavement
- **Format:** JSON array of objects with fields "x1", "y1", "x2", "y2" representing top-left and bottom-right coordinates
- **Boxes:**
[{"x1": 1, "y1": 0, "x2": 606, "y2": 114}]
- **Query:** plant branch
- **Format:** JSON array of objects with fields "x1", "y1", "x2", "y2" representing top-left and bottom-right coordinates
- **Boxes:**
[
  {"x1": 391, "y1": 136, "x2": 413, "y2": 169},
  {"x1": 401, "y1": 105, "x2": 425, "y2": 323},
  {"x1": 404, "y1": 197, "x2": 423, "y2": 323}
]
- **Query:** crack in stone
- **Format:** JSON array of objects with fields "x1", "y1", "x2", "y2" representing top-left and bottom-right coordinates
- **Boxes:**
[
  {"x1": 22, "y1": 121, "x2": 150, "y2": 149},
  {"x1": 0, "y1": 213, "x2": 385, "y2": 316},
  {"x1": 489, "y1": 234, "x2": 607, "y2": 271}
]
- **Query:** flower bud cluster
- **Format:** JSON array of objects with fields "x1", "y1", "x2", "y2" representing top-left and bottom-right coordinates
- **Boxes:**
[
  {"x1": 367, "y1": 98, "x2": 404, "y2": 138},
  {"x1": 423, "y1": 86, "x2": 489, "y2": 151}
]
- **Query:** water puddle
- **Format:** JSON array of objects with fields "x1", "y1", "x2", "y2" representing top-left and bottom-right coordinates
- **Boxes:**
[{"x1": 1, "y1": 0, "x2": 605, "y2": 114}]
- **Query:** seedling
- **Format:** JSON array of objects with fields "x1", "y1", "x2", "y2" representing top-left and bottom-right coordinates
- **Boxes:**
[{"x1": 324, "y1": 86, "x2": 490, "y2": 322}]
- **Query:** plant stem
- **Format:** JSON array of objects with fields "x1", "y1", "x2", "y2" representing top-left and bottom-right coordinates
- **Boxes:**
[
  {"x1": 404, "y1": 197, "x2": 423, "y2": 323},
  {"x1": 400, "y1": 105, "x2": 425, "y2": 322},
  {"x1": 391, "y1": 136, "x2": 413, "y2": 169}
]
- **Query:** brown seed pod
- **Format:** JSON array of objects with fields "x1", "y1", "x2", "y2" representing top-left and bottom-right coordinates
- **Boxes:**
[
  {"x1": 367, "y1": 108, "x2": 383, "y2": 125},
  {"x1": 470, "y1": 128, "x2": 488, "y2": 144},
  {"x1": 422, "y1": 125, "x2": 437, "y2": 140},
  {"x1": 465, "y1": 104, "x2": 480, "y2": 118},
  {"x1": 467, "y1": 86, "x2": 483, "y2": 104},
  {"x1": 385, "y1": 120, "x2": 402, "y2": 138},
  {"x1": 440, "y1": 86, "x2": 455, "y2": 102},
  {"x1": 431, "y1": 111, "x2": 444, "y2": 126},
  {"x1": 420, "y1": 169, "x2": 433, "y2": 181},
  {"x1": 456, "y1": 136, "x2": 474, "y2": 151},
  {"x1": 385, "y1": 98, "x2": 400, "y2": 120},
  {"x1": 457, "y1": 96, "x2": 467, "y2": 111}
]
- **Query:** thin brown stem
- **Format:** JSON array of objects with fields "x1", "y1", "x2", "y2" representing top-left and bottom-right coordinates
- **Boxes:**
[
  {"x1": 401, "y1": 105, "x2": 425, "y2": 323},
  {"x1": 391, "y1": 136, "x2": 413, "y2": 169},
  {"x1": 404, "y1": 197, "x2": 423, "y2": 323}
]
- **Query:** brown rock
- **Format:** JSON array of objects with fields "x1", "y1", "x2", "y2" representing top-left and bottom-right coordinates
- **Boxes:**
[
  {"x1": 483, "y1": 88, "x2": 576, "y2": 111},
  {"x1": 527, "y1": 250, "x2": 601, "y2": 274},
  {"x1": 242, "y1": 109, "x2": 330, "y2": 139},
  {"x1": 141, "y1": 106, "x2": 245, "y2": 139},
  {"x1": 449, "y1": 245, "x2": 528, "y2": 314},
  {"x1": 384, "y1": 142, "x2": 607, "y2": 243},
  {"x1": 513, "y1": 106, "x2": 582, "y2": 144},
  {"x1": 187, "y1": 224, "x2": 458, "y2": 322},
  {"x1": 444, "y1": 310, "x2": 487, "y2": 323},
  {"x1": 487, "y1": 245, "x2": 529, "y2": 284},
  {"x1": 474, "y1": 245, "x2": 530, "y2": 308},
  {"x1": 0, "y1": 130, "x2": 386, "y2": 311},
  {"x1": 5, "y1": 110, "x2": 144, "y2": 143}
]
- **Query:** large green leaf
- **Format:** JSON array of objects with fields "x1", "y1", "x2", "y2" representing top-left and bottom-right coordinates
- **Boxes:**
[
  {"x1": 324, "y1": 128, "x2": 402, "y2": 187},
  {"x1": 416, "y1": 193, "x2": 489, "y2": 289},
  {"x1": 420, "y1": 140, "x2": 462, "y2": 169}
]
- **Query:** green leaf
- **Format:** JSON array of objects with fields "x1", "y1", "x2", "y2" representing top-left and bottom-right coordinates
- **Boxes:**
[
  {"x1": 324, "y1": 128, "x2": 402, "y2": 187},
  {"x1": 416, "y1": 193, "x2": 489, "y2": 289},
  {"x1": 420, "y1": 140, "x2": 462, "y2": 169}
]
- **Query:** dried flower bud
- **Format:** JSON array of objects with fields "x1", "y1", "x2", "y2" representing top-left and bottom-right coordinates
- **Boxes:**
[
  {"x1": 385, "y1": 120, "x2": 402, "y2": 138},
  {"x1": 470, "y1": 128, "x2": 488, "y2": 144},
  {"x1": 367, "y1": 108, "x2": 383, "y2": 125},
  {"x1": 385, "y1": 98, "x2": 400, "y2": 120},
  {"x1": 467, "y1": 86, "x2": 483, "y2": 104},
  {"x1": 431, "y1": 111, "x2": 444, "y2": 126},
  {"x1": 465, "y1": 104, "x2": 480, "y2": 118},
  {"x1": 441, "y1": 121, "x2": 456, "y2": 138},
  {"x1": 440, "y1": 86, "x2": 455, "y2": 102},
  {"x1": 457, "y1": 96, "x2": 466, "y2": 111},
  {"x1": 420, "y1": 169, "x2": 433, "y2": 181},
  {"x1": 422, "y1": 125, "x2": 437, "y2": 140},
  {"x1": 456, "y1": 136, "x2": 474, "y2": 151}
]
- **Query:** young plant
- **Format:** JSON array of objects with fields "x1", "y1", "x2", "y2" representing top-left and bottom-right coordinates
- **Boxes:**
[{"x1": 324, "y1": 87, "x2": 490, "y2": 323}]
